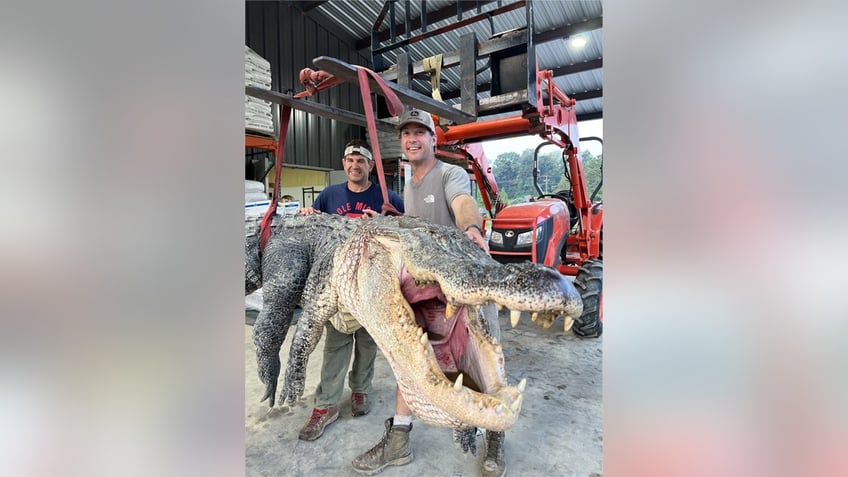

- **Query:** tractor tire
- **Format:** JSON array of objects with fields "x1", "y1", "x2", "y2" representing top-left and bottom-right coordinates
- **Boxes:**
[{"x1": 572, "y1": 259, "x2": 603, "y2": 338}]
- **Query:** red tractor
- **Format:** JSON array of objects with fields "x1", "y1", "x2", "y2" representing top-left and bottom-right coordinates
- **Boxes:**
[{"x1": 433, "y1": 68, "x2": 603, "y2": 338}]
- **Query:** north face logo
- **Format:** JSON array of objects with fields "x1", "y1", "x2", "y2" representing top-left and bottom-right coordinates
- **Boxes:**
[{"x1": 410, "y1": 110, "x2": 419, "y2": 117}]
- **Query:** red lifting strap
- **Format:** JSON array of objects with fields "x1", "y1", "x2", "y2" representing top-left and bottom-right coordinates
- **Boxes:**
[
  {"x1": 298, "y1": 68, "x2": 344, "y2": 97},
  {"x1": 259, "y1": 104, "x2": 292, "y2": 254},
  {"x1": 356, "y1": 66, "x2": 404, "y2": 216},
  {"x1": 259, "y1": 70, "x2": 335, "y2": 254}
]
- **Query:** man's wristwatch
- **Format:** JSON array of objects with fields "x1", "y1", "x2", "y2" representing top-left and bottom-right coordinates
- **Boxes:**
[{"x1": 464, "y1": 224, "x2": 483, "y2": 235}]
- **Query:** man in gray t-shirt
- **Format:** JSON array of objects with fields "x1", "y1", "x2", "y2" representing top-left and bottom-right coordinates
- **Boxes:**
[
  {"x1": 352, "y1": 108, "x2": 506, "y2": 477},
  {"x1": 398, "y1": 109, "x2": 489, "y2": 249},
  {"x1": 404, "y1": 159, "x2": 471, "y2": 228}
]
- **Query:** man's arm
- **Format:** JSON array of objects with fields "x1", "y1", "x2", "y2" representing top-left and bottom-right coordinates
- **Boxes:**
[{"x1": 450, "y1": 194, "x2": 488, "y2": 252}]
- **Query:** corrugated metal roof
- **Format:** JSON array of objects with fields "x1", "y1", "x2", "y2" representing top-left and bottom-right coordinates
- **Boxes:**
[{"x1": 310, "y1": 0, "x2": 603, "y2": 119}]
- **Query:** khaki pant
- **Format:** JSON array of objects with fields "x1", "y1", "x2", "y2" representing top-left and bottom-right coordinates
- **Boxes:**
[{"x1": 313, "y1": 320, "x2": 378, "y2": 409}]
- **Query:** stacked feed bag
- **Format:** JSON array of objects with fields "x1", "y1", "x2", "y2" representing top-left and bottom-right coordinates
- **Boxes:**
[
  {"x1": 245, "y1": 180, "x2": 267, "y2": 203},
  {"x1": 245, "y1": 180, "x2": 270, "y2": 219},
  {"x1": 245, "y1": 46, "x2": 274, "y2": 136}
]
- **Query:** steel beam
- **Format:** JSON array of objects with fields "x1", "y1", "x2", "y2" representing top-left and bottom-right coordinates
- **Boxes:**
[
  {"x1": 295, "y1": 1, "x2": 328, "y2": 14},
  {"x1": 577, "y1": 111, "x2": 603, "y2": 121},
  {"x1": 460, "y1": 32, "x2": 478, "y2": 116},
  {"x1": 550, "y1": 58, "x2": 603, "y2": 78},
  {"x1": 569, "y1": 89, "x2": 603, "y2": 102},
  {"x1": 535, "y1": 17, "x2": 602, "y2": 44},
  {"x1": 245, "y1": 86, "x2": 397, "y2": 134}
]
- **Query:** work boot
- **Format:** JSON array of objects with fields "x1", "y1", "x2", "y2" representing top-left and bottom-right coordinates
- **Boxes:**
[
  {"x1": 482, "y1": 430, "x2": 507, "y2": 477},
  {"x1": 298, "y1": 406, "x2": 339, "y2": 441},
  {"x1": 351, "y1": 417, "x2": 413, "y2": 475},
  {"x1": 351, "y1": 392, "x2": 370, "y2": 417}
]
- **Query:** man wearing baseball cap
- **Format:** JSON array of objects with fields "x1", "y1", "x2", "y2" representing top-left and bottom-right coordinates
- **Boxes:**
[
  {"x1": 352, "y1": 110, "x2": 506, "y2": 477},
  {"x1": 297, "y1": 139, "x2": 404, "y2": 442}
]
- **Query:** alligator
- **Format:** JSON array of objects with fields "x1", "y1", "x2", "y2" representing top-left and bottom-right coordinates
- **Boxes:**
[{"x1": 245, "y1": 213, "x2": 583, "y2": 432}]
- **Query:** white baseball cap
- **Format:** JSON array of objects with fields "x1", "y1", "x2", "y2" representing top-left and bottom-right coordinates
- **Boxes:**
[
  {"x1": 397, "y1": 108, "x2": 436, "y2": 135},
  {"x1": 343, "y1": 144, "x2": 373, "y2": 160}
]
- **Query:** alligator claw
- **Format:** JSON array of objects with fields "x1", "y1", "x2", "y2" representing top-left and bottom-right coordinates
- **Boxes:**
[
  {"x1": 452, "y1": 427, "x2": 478, "y2": 456},
  {"x1": 280, "y1": 366, "x2": 306, "y2": 407},
  {"x1": 256, "y1": 353, "x2": 281, "y2": 408},
  {"x1": 260, "y1": 381, "x2": 277, "y2": 407}
]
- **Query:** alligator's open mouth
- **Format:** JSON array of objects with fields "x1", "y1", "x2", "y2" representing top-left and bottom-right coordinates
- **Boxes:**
[
  {"x1": 388, "y1": 266, "x2": 524, "y2": 431},
  {"x1": 400, "y1": 266, "x2": 509, "y2": 389}
]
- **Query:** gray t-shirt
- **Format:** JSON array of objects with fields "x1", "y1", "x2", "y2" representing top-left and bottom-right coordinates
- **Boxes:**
[{"x1": 404, "y1": 160, "x2": 470, "y2": 227}]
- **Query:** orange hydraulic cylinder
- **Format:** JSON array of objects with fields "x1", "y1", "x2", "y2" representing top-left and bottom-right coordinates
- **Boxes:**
[{"x1": 438, "y1": 116, "x2": 532, "y2": 144}]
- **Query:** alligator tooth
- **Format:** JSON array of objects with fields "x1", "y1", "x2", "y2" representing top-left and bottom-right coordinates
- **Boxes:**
[
  {"x1": 420, "y1": 333, "x2": 429, "y2": 346},
  {"x1": 531, "y1": 311, "x2": 539, "y2": 322},
  {"x1": 453, "y1": 373, "x2": 464, "y2": 392},
  {"x1": 510, "y1": 310, "x2": 521, "y2": 327},
  {"x1": 510, "y1": 395, "x2": 523, "y2": 413},
  {"x1": 491, "y1": 336, "x2": 499, "y2": 345},
  {"x1": 494, "y1": 344, "x2": 502, "y2": 354},
  {"x1": 517, "y1": 378, "x2": 527, "y2": 393},
  {"x1": 494, "y1": 403, "x2": 506, "y2": 415},
  {"x1": 497, "y1": 303, "x2": 503, "y2": 311},
  {"x1": 563, "y1": 316, "x2": 574, "y2": 332},
  {"x1": 477, "y1": 399, "x2": 484, "y2": 411},
  {"x1": 445, "y1": 303, "x2": 457, "y2": 321}
]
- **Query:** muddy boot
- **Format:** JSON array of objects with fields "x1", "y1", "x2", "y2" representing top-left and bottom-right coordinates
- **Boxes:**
[
  {"x1": 351, "y1": 417, "x2": 413, "y2": 475},
  {"x1": 482, "y1": 430, "x2": 506, "y2": 477}
]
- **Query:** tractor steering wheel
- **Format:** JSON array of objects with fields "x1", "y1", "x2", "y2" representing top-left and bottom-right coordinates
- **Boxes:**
[
  {"x1": 537, "y1": 191, "x2": 578, "y2": 230},
  {"x1": 537, "y1": 192, "x2": 572, "y2": 203}
]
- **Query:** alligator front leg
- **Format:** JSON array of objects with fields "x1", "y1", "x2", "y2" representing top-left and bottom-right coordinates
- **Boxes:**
[
  {"x1": 253, "y1": 243, "x2": 310, "y2": 408},
  {"x1": 279, "y1": 278, "x2": 339, "y2": 407},
  {"x1": 253, "y1": 302, "x2": 296, "y2": 408},
  {"x1": 453, "y1": 427, "x2": 479, "y2": 456}
]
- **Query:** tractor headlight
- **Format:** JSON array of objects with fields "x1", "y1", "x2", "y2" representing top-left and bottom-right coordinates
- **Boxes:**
[
  {"x1": 516, "y1": 230, "x2": 533, "y2": 246},
  {"x1": 490, "y1": 230, "x2": 503, "y2": 245},
  {"x1": 516, "y1": 224, "x2": 544, "y2": 246}
]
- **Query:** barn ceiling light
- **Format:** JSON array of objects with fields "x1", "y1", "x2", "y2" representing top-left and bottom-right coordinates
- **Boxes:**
[{"x1": 569, "y1": 35, "x2": 587, "y2": 48}]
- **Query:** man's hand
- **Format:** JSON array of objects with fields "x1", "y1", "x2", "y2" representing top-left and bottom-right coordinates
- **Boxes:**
[
  {"x1": 464, "y1": 225, "x2": 489, "y2": 252},
  {"x1": 298, "y1": 207, "x2": 321, "y2": 215},
  {"x1": 360, "y1": 208, "x2": 379, "y2": 219}
]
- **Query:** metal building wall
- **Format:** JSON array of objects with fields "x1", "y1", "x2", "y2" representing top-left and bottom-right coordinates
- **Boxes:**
[{"x1": 246, "y1": 1, "x2": 371, "y2": 171}]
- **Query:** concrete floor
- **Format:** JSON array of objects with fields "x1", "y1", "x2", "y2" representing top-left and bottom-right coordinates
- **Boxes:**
[{"x1": 245, "y1": 307, "x2": 603, "y2": 477}]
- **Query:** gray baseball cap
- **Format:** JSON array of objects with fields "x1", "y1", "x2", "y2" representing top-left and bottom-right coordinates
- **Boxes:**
[{"x1": 397, "y1": 108, "x2": 435, "y2": 134}]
